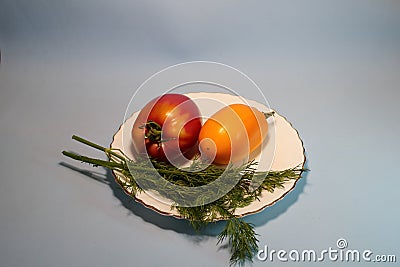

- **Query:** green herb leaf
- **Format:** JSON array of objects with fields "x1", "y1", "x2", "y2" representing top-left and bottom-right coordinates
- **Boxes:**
[{"x1": 62, "y1": 135, "x2": 307, "y2": 266}]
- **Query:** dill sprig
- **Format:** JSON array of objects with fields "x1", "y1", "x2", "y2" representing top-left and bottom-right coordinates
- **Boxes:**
[{"x1": 62, "y1": 135, "x2": 306, "y2": 266}]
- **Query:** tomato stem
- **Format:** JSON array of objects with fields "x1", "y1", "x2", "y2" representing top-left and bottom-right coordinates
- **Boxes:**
[
  {"x1": 263, "y1": 111, "x2": 275, "y2": 119},
  {"x1": 141, "y1": 121, "x2": 162, "y2": 142}
]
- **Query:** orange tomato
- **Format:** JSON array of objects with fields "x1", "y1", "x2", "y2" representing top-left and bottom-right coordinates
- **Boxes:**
[{"x1": 198, "y1": 104, "x2": 271, "y2": 165}]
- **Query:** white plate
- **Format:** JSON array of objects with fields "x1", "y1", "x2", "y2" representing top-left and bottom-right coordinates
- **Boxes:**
[{"x1": 110, "y1": 92, "x2": 306, "y2": 219}]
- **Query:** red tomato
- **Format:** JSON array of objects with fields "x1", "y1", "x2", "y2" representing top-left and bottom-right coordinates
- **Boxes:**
[{"x1": 131, "y1": 94, "x2": 202, "y2": 163}]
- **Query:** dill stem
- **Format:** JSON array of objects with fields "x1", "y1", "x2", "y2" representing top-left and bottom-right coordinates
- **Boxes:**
[
  {"x1": 72, "y1": 135, "x2": 125, "y2": 162},
  {"x1": 62, "y1": 150, "x2": 190, "y2": 176},
  {"x1": 62, "y1": 151, "x2": 124, "y2": 170},
  {"x1": 72, "y1": 135, "x2": 106, "y2": 151}
]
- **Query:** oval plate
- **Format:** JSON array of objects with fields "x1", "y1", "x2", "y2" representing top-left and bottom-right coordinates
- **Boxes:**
[{"x1": 111, "y1": 92, "x2": 305, "y2": 219}]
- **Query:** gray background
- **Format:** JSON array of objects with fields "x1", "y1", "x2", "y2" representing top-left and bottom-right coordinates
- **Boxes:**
[{"x1": 0, "y1": 0, "x2": 399, "y2": 266}]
